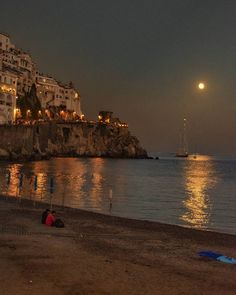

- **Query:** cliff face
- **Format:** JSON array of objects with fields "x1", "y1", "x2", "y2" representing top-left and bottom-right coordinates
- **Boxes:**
[
  {"x1": 0, "y1": 125, "x2": 35, "y2": 160},
  {"x1": 0, "y1": 122, "x2": 148, "y2": 161}
]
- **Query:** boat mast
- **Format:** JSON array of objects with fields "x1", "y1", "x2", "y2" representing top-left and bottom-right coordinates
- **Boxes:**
[
  {"x1": 176, "y1": 118, "x2": 188, "y2": 157},
  {"x1": 183, "y1": 118, "x2": 188, "y2": 155}
]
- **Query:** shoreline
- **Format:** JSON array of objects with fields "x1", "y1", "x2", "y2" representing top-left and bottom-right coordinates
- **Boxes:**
[
  {"x1": 1, "y1": 194, "x2": 235, "y2": 238},
  {"x1": 0, "y1": 154, "x2": 152, "y2": 163},
  {"x1": 1, "y1": 196, "x2": 236, "y2": 294}
]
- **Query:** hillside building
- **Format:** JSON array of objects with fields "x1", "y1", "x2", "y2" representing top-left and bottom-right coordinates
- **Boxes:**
[
  {"x1": 0, "y1": 32, "x2": 83, "y2": 123},
  {"x1": 36, "y1": 74, "x2": 82, "y2": 119},
  {"x1": 0, "y1": 32, "x2": 13, "y2": 51},
  {"x1": 0, "y1": 67, "x2": 17, "y2": 124}
]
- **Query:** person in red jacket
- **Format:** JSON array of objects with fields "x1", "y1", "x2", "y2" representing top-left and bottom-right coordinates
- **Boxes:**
[
  {"x1": 41, "y1": 209, "x2": 50, "y2": 224},
  {"x1": 45, "y1": 210, "x2": 56, "y2": 226}
]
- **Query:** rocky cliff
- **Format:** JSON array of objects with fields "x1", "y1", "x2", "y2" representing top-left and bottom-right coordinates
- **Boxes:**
[{"x1": 0, "y1": 122, "x2": 148, "y2": 161}]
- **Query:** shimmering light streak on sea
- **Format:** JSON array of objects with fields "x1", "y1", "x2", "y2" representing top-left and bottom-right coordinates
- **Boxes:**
[{"x1": 181, "y1": 155, "x2": 218, "y2": 229}]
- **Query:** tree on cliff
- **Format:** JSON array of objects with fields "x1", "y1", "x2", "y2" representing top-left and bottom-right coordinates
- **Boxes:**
[{"x1": 17, "y1": 84, "x2": 42, "y2": 119}]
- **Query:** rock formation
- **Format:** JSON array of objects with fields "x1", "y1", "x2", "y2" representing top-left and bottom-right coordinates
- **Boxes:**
[{"x1": 0, "y1": 122, "x2": 148, "y2": 161}]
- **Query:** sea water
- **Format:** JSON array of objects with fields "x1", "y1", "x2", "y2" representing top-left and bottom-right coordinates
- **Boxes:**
[{"x1": 0, "y1": 155, "x2": 236, "y2": 235}]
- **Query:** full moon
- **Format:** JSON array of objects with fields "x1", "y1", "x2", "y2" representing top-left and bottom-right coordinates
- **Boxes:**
[{"x1": 198, "y1": 82, "x2": 205, "y2": 90}]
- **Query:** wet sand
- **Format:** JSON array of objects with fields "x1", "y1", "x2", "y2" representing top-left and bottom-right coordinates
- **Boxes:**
[{"x1": 0, "y1": 196, "x2": 236, "y2": 295}]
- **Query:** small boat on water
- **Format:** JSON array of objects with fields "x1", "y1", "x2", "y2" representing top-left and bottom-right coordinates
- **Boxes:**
[
  {"x1": 176, "y1": 152, "x2": 188, "y2": 158},
  {"x1": 176, "y1": 118, "x2": 188, "y2": 158}
]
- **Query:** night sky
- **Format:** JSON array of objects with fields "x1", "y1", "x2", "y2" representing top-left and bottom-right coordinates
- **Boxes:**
[{"x1": 1, "y1": 0, "x2": 236, "y2": 155}]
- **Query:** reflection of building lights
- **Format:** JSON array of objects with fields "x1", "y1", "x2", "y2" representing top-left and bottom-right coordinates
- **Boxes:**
[
  {"x1": 98, "y1": 115, "x2": 102, "y2": 121},
  {"x1": 90, "y1": 158, "x2": 105, "y2": 205},
  {"x1": 5, "y1": 165, "x2": 22, "y2": 197}
]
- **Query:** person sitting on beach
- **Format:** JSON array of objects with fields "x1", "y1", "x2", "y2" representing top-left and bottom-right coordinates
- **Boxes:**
[
  {"x1": 45, "y1": 210, "x2": 56, "y2": 226},
  {"x1": 41, "y1": 209, "x2": 50, "y2": 224}
]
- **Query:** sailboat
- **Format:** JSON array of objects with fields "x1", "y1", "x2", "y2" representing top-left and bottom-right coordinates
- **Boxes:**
[{"x1": 176, "y1": 118, "x2": 188, "y2": 158}]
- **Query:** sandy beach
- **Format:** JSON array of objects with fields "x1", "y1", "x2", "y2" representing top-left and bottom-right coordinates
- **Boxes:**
[{"x1": 0, "y1": 196, "x2": 236, "y2": 295}]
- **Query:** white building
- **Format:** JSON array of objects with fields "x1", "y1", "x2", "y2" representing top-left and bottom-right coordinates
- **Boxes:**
[
  {"x1": 17, "y1": 52, "x2": 36, "y2": 95},
  {"x1": 0, "y1": 32, "x2": 83, "y2": 121},
  {"x1": 36, "y1": 74, "x2": 82, "y2": 118},
  {"x1": 0, "y1": 32, "x2": 14, "y2": 51},
  {"x1": 0, "y1": 33, "x2": 36, "y2": 95},
  {"x1": 0, "y1": 68, "x2": 17, "y2": 124},
  {"x1": 36, "y1": 75, "x2": 58, "y2": 108}
]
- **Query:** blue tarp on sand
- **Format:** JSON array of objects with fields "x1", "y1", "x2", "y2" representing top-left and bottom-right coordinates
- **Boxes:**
[{"x1": 198, "y1": 251, "x2": 236, "y2": 264}]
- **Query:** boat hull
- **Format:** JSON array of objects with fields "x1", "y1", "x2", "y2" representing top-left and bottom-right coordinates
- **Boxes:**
[{"x1": 175, "y1": 154, "x2": 188, "y2": 158}]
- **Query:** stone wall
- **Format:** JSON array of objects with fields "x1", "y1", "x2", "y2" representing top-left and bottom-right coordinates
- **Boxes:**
[
  {"x1": 0, "y1": 122, "x2": 148, "y2": 161},
  {"x1": 0, "y1": 125, "x2": 35, "y2": 160}
]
